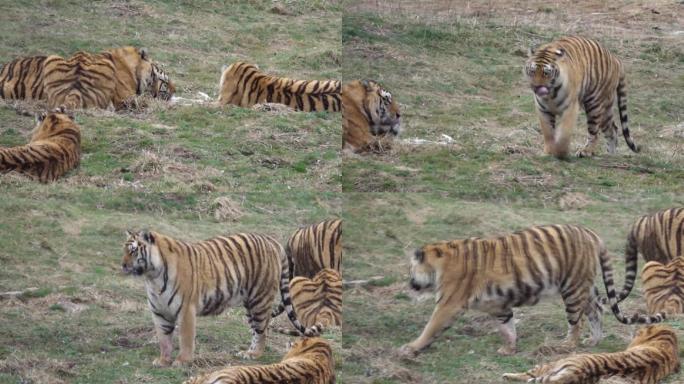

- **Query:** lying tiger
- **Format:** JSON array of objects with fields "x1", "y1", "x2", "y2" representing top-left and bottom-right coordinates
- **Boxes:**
[
  {"x1": 0, "y1": 106, "x2": 80, "y2": 182},
  {"x1": 274, "y1": 268, "x2": 342, "y2": 334},
  {"x1": 0, "y1": 47, "x2": 174, "y2": 109},
  {"x1": 503, "y1": 324, "x2": 680, "y2": 384},
  {"x1": 342, "y1": 79, "x2": 401, "y2": 153},
  {"x1": 183, "y1": 337, "x2": 335, "y2": 384},
  {"x1": 642, "y1": 256, "x2": 684, "y2": 316},
  {"x1": 217, "y1": 61, "x2": 340, "y2": 112},
  {"x1": 400, "y1": 224, "x2": 665, "y2": 357}
]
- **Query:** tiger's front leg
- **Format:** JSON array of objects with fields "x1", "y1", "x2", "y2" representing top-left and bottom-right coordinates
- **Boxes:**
[
  {"x1": 398, "y1": 302, "x2": 465, "y2": 357},
  {"x1": 537, "y1": 110, "x2": 556, "y2": 155},
  {"x1": 552, "y1": 102, "x2": 580, "y2": 158},
  {"x1": 152, "y1": 325, "x2": 174, "y2": 367},
  {"x1": 173, "y1": 304, "x2": 196, "y2": 367}
]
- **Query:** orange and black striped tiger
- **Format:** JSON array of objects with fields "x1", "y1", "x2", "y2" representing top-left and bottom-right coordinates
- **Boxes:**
[
  {"x1": 217, "y1": 62, "x2": 340, "y2": 111},
  {"x1": 342, "y1": 79, "x2": 401, "y2": 153},
  {"x1": 503, "y1": 324, "x2": 680, "y2": 384},
  {"x1": 274, "y1": 268, "x2": 342, "y2": 334},
  {"x1": 286, "y1": 219, "x2": 342, "y2": 280},
  {"x1": 399, "y1": 224, "x2": 665, "y2": 357},
  {"x1": 183, "y1": 337, "x2": 335, "y2": 384},
  {"x1": 0, "y1": 55, "x2": 53, "y2": 101},
  {"x1": 616, "y1": 207, "x2": 684, "y2": 302},
  {"x1": 43, "y1": 47, "x2": 174, "y2": 110},
  {"x1": 642, "y1": 256, "x2": 684, "y2": 316},
  {"x1": 524, "y1": 36, "x2": 639, "y2": 158},
  {"x1": 0, "y1": 106, "x2": 80, "y2": 182},
  {"x1": 121, "y1": 230, "x2": 320, "y2": 367}
]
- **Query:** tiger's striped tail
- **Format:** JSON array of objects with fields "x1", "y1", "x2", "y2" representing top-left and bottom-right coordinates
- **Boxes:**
[
  {"x1": 617, "y1": 74, "x2": 639, "y2": 153},
  {"x1": 616, "y1": 229, "x2": 640, "y2": 302},
  {"x1": 598, "y1": 246, "x2": 665, "y2": 324},
  {"x1": 277, "y1": 248, "x2": 322, "y2": 337}
]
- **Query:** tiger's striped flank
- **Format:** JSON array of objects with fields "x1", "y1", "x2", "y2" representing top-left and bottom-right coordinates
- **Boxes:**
[
  {"x1": 0, "y1": 107, "x2": 81, "y2": 182},
  {"x1": 617, "y1": 207, "x2": 684, "y2": 302},
  {"x1": 400, "y1": 224, "x2": 665, "y2": 357},
  {"x1": 642, "y1": 256, "x2": 684, "y2": 316},
  {"x1": 274, "y1": 268, "x2": 342, "y2": 335},
  {"x1": 122, "y1": 230, "x2": 320, "y2": 366},
  {"x1": 217, "y1": 62, "x2": 341, "y2": 112},
  {"x1": 183, "y1": 337, "x2": 335, "y2": 384},
  {"x1": 0, "y1": 55, "x2": 52, "y2": 101},
  {"x1": 503, "y1": 325, "x2": 680, "y2": 384}
]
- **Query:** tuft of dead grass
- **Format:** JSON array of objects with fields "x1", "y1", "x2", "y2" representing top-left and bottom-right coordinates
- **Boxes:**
[
  {"x1": 211, "y1": 196, "x2": 244, "y2": 222},
  {"x1": 559, "y1": 192, "x2": 592, "y2": 211}
]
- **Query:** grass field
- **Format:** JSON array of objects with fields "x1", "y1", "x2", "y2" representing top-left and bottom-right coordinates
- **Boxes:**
[
  {"x1": 340, "y1": 193, "x2": 684, "y2": 384},
  {"x1": 341, "y1": 0, "x2": 683, "y2": 197},
  {"x1": 0, "y1": 1, "x2": 342, "y2": 383}
]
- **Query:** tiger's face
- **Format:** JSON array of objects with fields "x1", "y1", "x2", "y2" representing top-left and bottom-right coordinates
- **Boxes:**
[
  {"x1": 149, "y1": 63, "x2": 175, "y2": 101},
  {"x1": 122, "y1": 230, "x2": 157, "y2": 276},
  {"x1": 365, "y1": 81, "x2": 402, "y2": 136},
  {"x1": 409, "y1": 243, "x2": 450, "y2": 291},
  {"x1": 524, "y1": 46, "x2": 565, "y2": 98},
  {"x1": 31, "y1": 106, "x2": 74, "y2": 141}
]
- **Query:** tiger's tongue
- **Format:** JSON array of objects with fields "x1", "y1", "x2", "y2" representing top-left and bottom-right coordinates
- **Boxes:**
[{"x1": 535, "y1": 86, "x2": 550, "y2": 96}]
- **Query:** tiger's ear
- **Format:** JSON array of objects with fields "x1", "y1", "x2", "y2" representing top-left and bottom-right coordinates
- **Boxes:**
[
  {"x1": 141, "y1": 230, "x2": 155, "y2": 244},
  {"x1": 527, "y1": 45, "x2": 536, "y2": 57},
  {"x1": 361, "y1": 79, "x2": 372, "y2": 91},
  {"x1": 414, "y1": 249, "x2": 425, "y2": 263},
  {"x1": 35, "y1": 111, "x2": 47, "y2": 123},
  {"x1": 139, "y1": 48, "x2": 149, "y2": 60},
  {"x1": 125, "y1": 229, "x2": 135, "y2": 238},
  {"x1": 555, "y1": 48, "x2": 565, "y2": 57}
]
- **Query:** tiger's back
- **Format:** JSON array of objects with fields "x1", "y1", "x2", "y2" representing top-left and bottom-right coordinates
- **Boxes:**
[
  {"x1": 280, "y1": 268, "x2": 342, "y2": 331},
  {"x1": 0, "y1": 107, "x2": 81, "y2": 182},
  {"x1": 0, "y1": 55, "x2": 52, "y2": 101},
  {"x1": 218, "y1": 62, "x2": 340, "y2": 112},
  {"x1": 342, "y1": 79, "x2": 401, "y2": 153},
  {"x1": 617, "y1": 207, "x2": 684, "y2": 302},
  {"x1": 286, "y1": 219, "x2": 342, "y2": 279},
  {"x1": 503, "y1": 325, "x2": 680, "y2": 384},
  {"x1": 183, "y1": 337, "x2": 335, "y2": 384},
  {"x1": 642, "y1": 256, "x2": 684, "y2": 316}
]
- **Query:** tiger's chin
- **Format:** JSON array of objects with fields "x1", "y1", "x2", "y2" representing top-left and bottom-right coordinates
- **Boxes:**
[{"x1": 409, "y1": 277, "x2": 434, "y2": 291}]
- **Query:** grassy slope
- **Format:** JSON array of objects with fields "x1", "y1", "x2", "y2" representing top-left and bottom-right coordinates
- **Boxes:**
[
  {"x1": 341, "y1": 1, "x2": 683, "y2": 198},
  {"x1": 0, "y1": 1, "x2": 342, "y2": 383},
  {"x1": 340, "y1": 1, "x2": 683, "y2": 382}
]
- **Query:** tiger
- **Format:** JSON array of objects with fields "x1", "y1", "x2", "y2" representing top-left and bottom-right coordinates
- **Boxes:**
[
  {"x1": 615, "y1": 207, "x2": 684, "y2": 303},
  {"x1": 641, "y1": 256, "x2": 684, "y2": 316},
  {"x1": 217, "y1": 62, "x2": 340, "y2": 112},
  {"x1": 274, "y1": 268, "x2": 343, "y2": 335},
  {"x1": 43, "y1": 47, "x2": 174, "y2": 110},
  {"x1": 0, "y1": 55, "x2": 53, "y2": 101},
  {"x1": 503, "y1": 324, "x2": 680, "y2": 384},
  {"x1": 183, "y1": 337, "x2": 335, "y2": 384},
  {"x1": 285, "y1": 219, "x2": 342, "y2": 280},
  {"x1": 524, "y1": 36, "x2": 639, "y2": 158},
  {"x1": 399, "y1": 224, "x2": 665, "y2": 357},
  {"x1": 0, "y1": 106, "x2": 80, "y2": 182},
  {"x1": 121, "y1": 230, "x2": 321, "y2": 367},
  {"x1": 342, "y1": 79, "x2": 401, "y2": 153}
]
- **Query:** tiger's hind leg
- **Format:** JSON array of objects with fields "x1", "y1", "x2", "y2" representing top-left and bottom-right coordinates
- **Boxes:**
[
  {"x1": 237, "y1": 297, "x2": 272, "y2": 360},
  {"x1": 578, "y1": 99, "x2": 614, "y2": 157},
  {"x1": 495, "y1": 311, "x2": 517, "y2": 355},
  {"x1": 582, "y1": 287, "x2": 603, "y2": 346},
  {"x1": 558, "y1": 286, "x2": 592, "y2": 350}
]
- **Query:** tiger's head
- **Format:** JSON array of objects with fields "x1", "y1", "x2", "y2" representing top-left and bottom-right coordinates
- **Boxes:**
[
  {"x1": 362, "y1": 79, "x2": 401, "y2": 137},
  {"x1": 283, "y1": 337, "x2": 333, "y2": 360},
  {"x1": 31, "y1": 106, "x2": 75, "y2": 141},
  {"x1": 409, "y1": 243, "x2": 453, "y2": 291},
  {"x1": 148, "y1": 62, "x2": 176, "y2": 101},
  {"x1": 524, "y1": 44, "x2": 566, "y2": 98},
  {"x1": 122, "y1": 230, "x2": 160, "y2": 276}
]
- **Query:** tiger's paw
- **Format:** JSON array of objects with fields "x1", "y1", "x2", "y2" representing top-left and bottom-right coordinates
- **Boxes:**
[
  {"x1": 397, "y1": 344, "x2": 419, "y2": 358},
  {"x1": 497, "y1": 345, "x2": 517, "y2": 356},
  {"x1": 581, "y1": 337, "x2": 600, "y2": 347},
  {"x1": 152, "y1": 357, "x2": 173, "y2": 367},
  {"x1": 172, "y1": 357, "x2": 192, "y2": 367},
  {"x1": 576, "y1": 148, "x2": 595, "y2": 158},
  {"x1": 502, "y1": 372, "x2": 532, "y2": 382}
]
